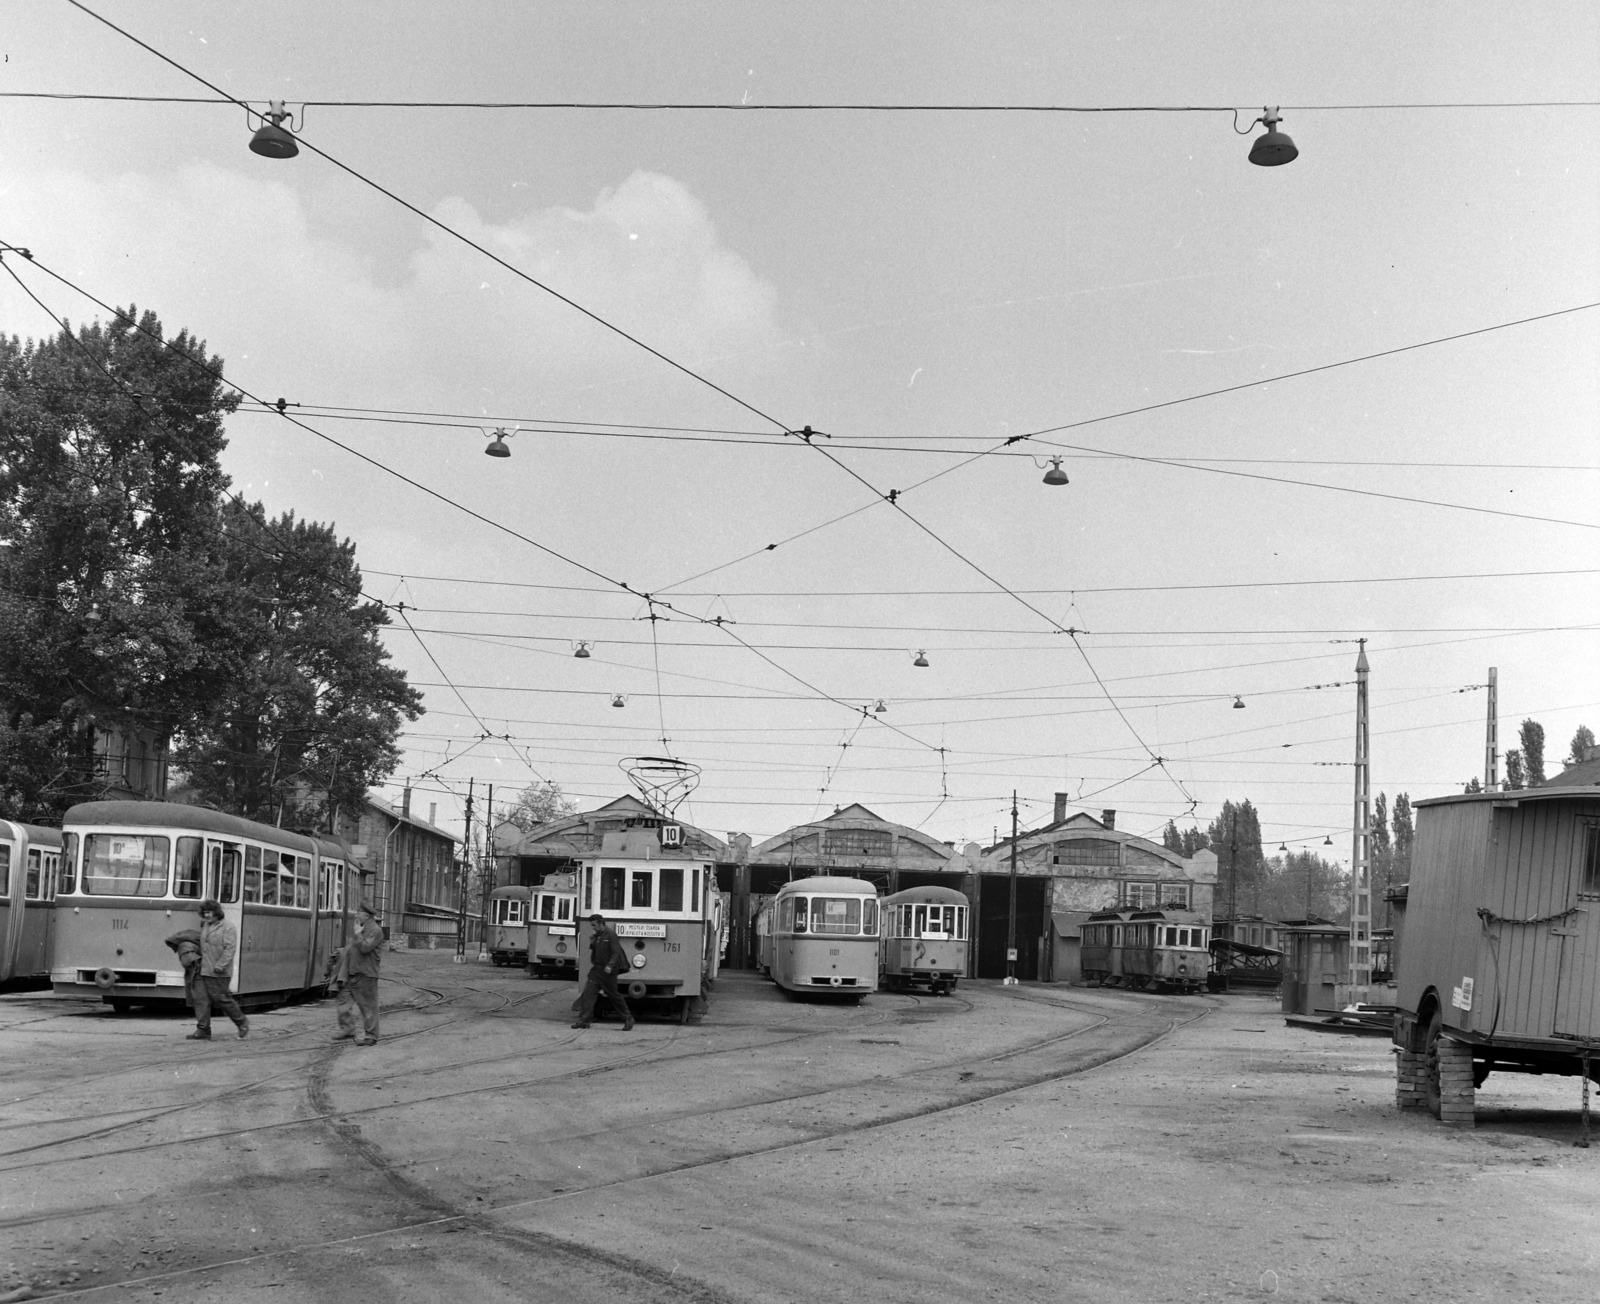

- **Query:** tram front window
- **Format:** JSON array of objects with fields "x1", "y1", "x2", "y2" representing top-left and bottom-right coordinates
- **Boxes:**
[
  {"x1": 810, "y1": 897, "x2": 860, "y2": 935},
  {"x1": 630, "y1": 871, "x2": 653, "y2": 908},
  {"x1": 659, "y1": 867, "x2": 684, "y2": 911},
  {"x1": 792, "y1": 897, "x2": 808, "y2": 933},
  {"x1": 863, "y1": 899, "x2": 878, "y2": 936},
  {"x1": 83, "y1": 834, "x2": 170, "y2": 897},
  {"x1": 600, "y1": 867, "x2": 626, "y2": 912}
]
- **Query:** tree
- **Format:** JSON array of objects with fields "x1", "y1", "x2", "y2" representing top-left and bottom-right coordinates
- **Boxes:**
[
  {"x1": 1505, "y1": 750, "x2": 1526, "y2": 791},
  {"x1": 1518, "y1": 719, "x2": 1546, "y2": 786},
  {"x1": 1161, "y1": 820, "x2": 1210, "y2": 857},
  {"x1": 504, "y1": 779, "x2": 577, "y2": 832},
  {"x1": 1391, "y1": 794, "x2": 1414, "y2": 884},
  {"x1": 0, "y1": 309, "x2": 242, "y2": 820},
  {"x1": 1205, "y1": 799, "x2": 1264, "y2": 917},
  {"x1": 1567, "y1": 725, "x2": 1595, "y2": 768},
  {"x1": 173, "y1": 499, "x2": 423, "y2": 830}
]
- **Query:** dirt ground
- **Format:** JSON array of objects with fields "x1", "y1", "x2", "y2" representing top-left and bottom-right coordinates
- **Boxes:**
[{"x1": 2, "y1": 950, "x2": 1596, "y2": 1303}]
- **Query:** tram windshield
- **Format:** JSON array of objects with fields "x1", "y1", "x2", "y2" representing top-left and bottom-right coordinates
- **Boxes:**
[
  {"x1": 810, "y1": 897, "x2": 860, "y2": 935},
  {"x1": 82, "y1": 834, "x2": 169, "y2": 897},
  {"x1": 494, "y1": 896, "x2": 526, "y2": 925}
]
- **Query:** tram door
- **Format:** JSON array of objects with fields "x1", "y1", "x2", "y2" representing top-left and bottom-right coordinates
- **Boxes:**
[{"x1": 206, "y1": 841, "x2": 245, "y2": 987}]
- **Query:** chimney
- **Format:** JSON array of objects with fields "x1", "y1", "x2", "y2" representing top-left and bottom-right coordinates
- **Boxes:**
[
  {"x1": 1587, "y1": 744, "x2": 1600, "y2": 763},
  {"x1": 402, "y1": 785, "x2": 412, "y2": 818},
  {"x1": 1102, "y1": 809, "x2": 1117, "y2": 830},
  {"x1": 428, "y1": 802, "x2": 437, "y2": 827},
  {"x1": 1054, "y1": 792, "x2": 1068, "y2": 824}
]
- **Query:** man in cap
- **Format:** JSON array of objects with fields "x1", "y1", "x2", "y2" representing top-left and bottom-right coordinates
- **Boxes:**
[
  {"x1": 346, "y1": 902, "x2": 385, "y2": 1046},
  {"x1": 190, "y1": 899, "x2": 248, "y2": 1040},
  {"x1": 571, "y1": 913, "x2": 633, "y2": 1030}
]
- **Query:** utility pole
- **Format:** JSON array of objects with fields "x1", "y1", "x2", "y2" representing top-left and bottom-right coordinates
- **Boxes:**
[
  {"x1": 1484, "y1": 667, "x2": 1499, "y2": 790},
  {"x1": 1004, "y1": 791, "x2": 1019, "y2": 986},
  {"x1": 478, "y1": 783, "x2": 494, "y2": 959},
  {"x1": 457, "y1": 776, "x2": 474, "y2": 962},
  {"x1": 1350, "y1": 640, "x2": 1371, "y2": 993}
]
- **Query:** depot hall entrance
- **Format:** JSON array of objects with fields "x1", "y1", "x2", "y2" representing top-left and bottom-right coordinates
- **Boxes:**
[{"x1": 973, "y1": 873, "x2": 1049, "y2": 981}]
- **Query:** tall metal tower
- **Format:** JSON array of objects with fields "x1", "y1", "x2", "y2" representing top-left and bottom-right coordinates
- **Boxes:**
[
  {"x1": 1484, "y1": 667, "x2": 1499, "y2": 790},
  {"x1": 1349, "y1": 639, "x2": 1371, "y2": 990}
]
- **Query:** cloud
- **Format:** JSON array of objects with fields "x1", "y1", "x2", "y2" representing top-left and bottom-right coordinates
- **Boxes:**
[{"x1": 0, "y1": 163, "x2": 781, "y2": 408}]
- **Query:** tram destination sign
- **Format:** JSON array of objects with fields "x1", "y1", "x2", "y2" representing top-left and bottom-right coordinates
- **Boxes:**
[{"x1": 615, "y1": 922, "x2": 667, "y2": 938}]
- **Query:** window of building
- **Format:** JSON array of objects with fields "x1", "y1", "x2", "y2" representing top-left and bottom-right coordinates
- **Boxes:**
[
  {"x1": 1121, "y1": 881, "x2": 1160, "y2": 908},
  {"x1": 1580, "y1": 820, "x2": 1600, "y2": 897},
  {"x1": 1054, "y1": 838, "x2": 1122, "y2": 866},
  {"x1": 1159, "y1": 882, "x2": 1191, "y2": 908},
  {"x1": 822, "y1": 828, "x2": 892, "y2": 858}
]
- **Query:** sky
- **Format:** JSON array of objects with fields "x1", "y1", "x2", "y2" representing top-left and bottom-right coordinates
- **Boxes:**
[{"x1": 2, "y1": 2, "x2": 1596, "y2": 860}]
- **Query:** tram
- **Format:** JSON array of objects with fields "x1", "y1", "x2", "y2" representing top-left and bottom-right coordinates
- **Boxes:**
[
  {"x1": 1, "y1": 820, "x2": 63, "y2": 984},
  {"x1": 528, "y1": 871, "x2": 578, "y2": 977},
  {"x1": 573, "y1": 833, "x2": 721, "y2": 1020},
  {"x1": 754, "y1": 896, "x2": 774, "y2": 974},
  {"x1": 767, "y1": 876, "x2": 879, "y2": 1000},
  {"x1": 485, "y1": 885, "x2": 530, "y2": 967},
  {"x1": 879, "y1": 884, "x2": 969, "y2": 995},
  {"x1": 1080, "y1": 908, "x2": 1211, "y2": 993},
  {"x1": 51, "y1": 801, "x2": 356, "y2": 1012}
]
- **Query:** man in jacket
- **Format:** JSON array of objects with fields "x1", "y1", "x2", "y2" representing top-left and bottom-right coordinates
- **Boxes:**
[
  {"x1": 190, "y1": 899, "x2": 248, "y2": 1041},
  {"x1": 323, "y1": 943, "x2": 362, "y2": 1041},
  {"x1": 572, "y1": 913, "x2": 634, "y2": 1030},
  {"x1": 346, "y1": 903, "x2": 384, "y2": 1046}
]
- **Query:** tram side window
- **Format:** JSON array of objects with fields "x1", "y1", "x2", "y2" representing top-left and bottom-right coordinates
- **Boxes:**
[
  {"x1": 212, "y1": 845, "x2": 242, "y2": 904},
  {"x1": 243, "y1": 846, "x2": 264, "y2": 903},
  {"x1": 83, "y1": 834, "x2": 170, "y2": 897},
  {"x1": 599, "y1": 867, "x2": 626, "y2": 911},
  {"x1": 659, "y1": 868, "x2": 684, "y2": 912},
  {"x1": 24, "y1": 849, "x2": 41, "y2": 899},
  {"x1": 174, "y1": 838, "x2": 204, "y2": 898},
  {"x1": 791, "y1": 897, "x2": 808, "y2": 933},
  {"x1": 293, "y1": 856, "x2": 312, "y2": 909},
  {"x1": 58, "y1": 834, "x2": 77, "y2": 895},
  {"x1": 260, "y1": 853, "x2": 282, "y2": 906},
  {"x1": 0, "y1": 844, "x2": 9, "y2": 897},
  {"x1": 630, "y1": 871, "x2": 653, "y2": 909},
  {"x1": 862, "y1": 899, "x2": 878, "y2": 936}
]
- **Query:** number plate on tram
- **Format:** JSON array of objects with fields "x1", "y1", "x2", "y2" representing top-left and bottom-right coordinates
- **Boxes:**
[{"x1": 615, "y1": 922, "x2": 667, "y2": 938}]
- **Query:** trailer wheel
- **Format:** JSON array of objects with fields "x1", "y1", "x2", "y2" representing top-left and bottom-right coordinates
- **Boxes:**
[{"x1": 1422, "y1": 1007, "x2": 1444, "y2": 1117}]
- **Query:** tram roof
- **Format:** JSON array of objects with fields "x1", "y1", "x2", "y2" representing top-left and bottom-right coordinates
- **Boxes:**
[
  {"x1": 880, "y1": 884, "x2": 970, "y2": 906},
  {"x1": 488, "y1": 884, "x2": 531, "y2": 899},
  {"x1": 63, "y1": 800, "x2": 323, "y2": 852},
  {"x1": 1, "y1": 820, "x2": 63, "y2": 845},
  {"x1": 774, "y1": 874, "x2": 880, "y2": 896}
]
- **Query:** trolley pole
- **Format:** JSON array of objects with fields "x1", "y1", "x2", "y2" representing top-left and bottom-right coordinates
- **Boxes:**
[
  {"x1": 1005, "y1": 791, "x2": 1019, "y2": 986},
  {"x1": 457, "y1": 777, "x2": 473, "y2": 963}
]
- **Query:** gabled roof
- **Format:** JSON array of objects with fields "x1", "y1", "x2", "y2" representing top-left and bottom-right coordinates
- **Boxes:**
[{"x1": 750, "y1": 803, "x2": 960, "y2": 862}]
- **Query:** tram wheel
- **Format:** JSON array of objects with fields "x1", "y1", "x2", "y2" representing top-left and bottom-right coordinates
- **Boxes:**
[{"x1": 677, "y1": 996, "x2": 691, "y2": 1025}]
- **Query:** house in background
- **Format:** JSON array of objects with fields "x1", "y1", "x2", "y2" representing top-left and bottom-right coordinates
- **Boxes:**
[
  {"x1": 334, "y1": 790, "x2": 462, "y2": 948},
  {"x1": 491, "y1": 794, "x2": 728, "y2": 888},
  {"x1": 980, "y1": 799, "x2": 1217, "y2": 982}
]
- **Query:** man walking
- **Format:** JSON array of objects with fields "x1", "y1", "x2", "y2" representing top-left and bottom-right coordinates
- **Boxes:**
[
  {"x1": 572, "y1": 913, "x2": 634, "y2": 1030},
  {"x1": 346, "y1": 902, "x2": 385, "y2": 1046},
  {"x1": 190, "y1": 899, "x2": 248, "y2": 1041}
]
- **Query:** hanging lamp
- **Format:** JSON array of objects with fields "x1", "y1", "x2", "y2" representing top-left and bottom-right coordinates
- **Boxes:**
[
  {"x1": 1248, "y1": 107, "x2": 1298, "y2": 167},
  {"x1": 249, "y1": 101, "x2": 299, "y2": 159}
]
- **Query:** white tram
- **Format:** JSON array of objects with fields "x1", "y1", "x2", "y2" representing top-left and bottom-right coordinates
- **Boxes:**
[
  {"x1": 1, "y1": 820, "x2": 63, "y2": 984},
  {"x1": 485, "y1": 885, "x2": 530, "y2": 967},
  {"x1": 528, "y1": 871, "x2": 578, "y2": 977},
  {"x1": 767, "y1": 876, "x2": 880, "y2": 1000},
  {"x1": 51, "y1": 801, "x2": 357, "y2": 1012},
  {"x1": 574, "y1": 831, "x2": 721, "y2": 1021},
  {"x1": 879, "y1": 885, "x2": 969, "y2": 995}
]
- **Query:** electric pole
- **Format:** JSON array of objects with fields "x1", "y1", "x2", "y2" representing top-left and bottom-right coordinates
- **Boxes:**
[
  {"x1": 1484, "y1": 666, "x2": 1499, "y2": 790},
  {"x1": 1005, "y1": 791, "x2": 1019, "y2": 986},
  {"x1": 457, "y1": 776, "x2": 474, "y2": 962},
  {"x1": 1350, "y1": 640, "x2": 1371, "y2": 993}
]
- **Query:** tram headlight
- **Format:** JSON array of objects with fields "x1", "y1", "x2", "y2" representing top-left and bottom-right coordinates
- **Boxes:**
[{"x1": 631, "y1": 953, "x2": 647, "y2": 969}]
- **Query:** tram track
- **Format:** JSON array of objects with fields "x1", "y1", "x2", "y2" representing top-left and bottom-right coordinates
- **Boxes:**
[{"x1": 15, "y1": 986, "x2": 1214, "y2": 1303}]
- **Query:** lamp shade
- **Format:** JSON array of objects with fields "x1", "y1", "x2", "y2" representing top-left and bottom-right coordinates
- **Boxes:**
[{"x1": 1249, "y1": 128, "x2": 1298, "y2": 167}]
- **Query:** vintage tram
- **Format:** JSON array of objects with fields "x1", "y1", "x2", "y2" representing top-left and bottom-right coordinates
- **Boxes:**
[
  {"x1": 528, "y1": 871, "x2": 578, "y2": 977},
  {"x1": 485, "y1": 885, "x2": 530, "y2": 967},
  {"x1": 1080, "y1": 908, "x2": 1211, "y2": 992},
  {"x1": 1, "y1": 820, "x2": 63, "y2": 984},
  {"x1": 51, "y1": 801, "x2": 356, "y2": 1012},
  {"x1": 767, "y1": 876, "x2": 880, "y2": 999},
  {"x1": 574, "y1": 833, "x2": 721, "y2": 1020},
  {"x1": 879, "y1": 884, "x2": 968, "y2": 995}
]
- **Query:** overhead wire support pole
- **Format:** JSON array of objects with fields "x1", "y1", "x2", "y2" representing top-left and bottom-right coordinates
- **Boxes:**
[
  {"x1": 1349, "y1": 640, "x2": 1371, "y2": 994},
  {"x1": 1005, "y1": 792, "x2": 1020, "y2": 986},
  {"x1": 478, "y1": 782, "x2": 494, "y2": 960},
  {"x1": 457, "y1": 776, "x2": 474, "y2": 962}
]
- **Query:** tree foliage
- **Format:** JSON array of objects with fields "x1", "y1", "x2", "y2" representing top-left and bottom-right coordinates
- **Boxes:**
[
  {"x1": 503, "y1": 779, "x2": 577, "y2": 832},
  {"x1": 0, "y1": 309, "x2": 242, "y2": 819},
  {"x1": 173, "y1": 500, "x2": 423, "y2": 830},
  {"x1": 1518, "y1": 719, "x2": 1546, "y2": 786},
  {"x1": 1205, "y1": 799, "x2": 1265, "y2": 917},
  {"x1": 1568, "y1": 724, "x2": 1596, "y2": 768},
  {"x1": 1505, "y1": 750, "x2": 1527, "y2": 791},
  {"x1": 1161, "y1": 820, "x2": 1211, "y2": 857}
]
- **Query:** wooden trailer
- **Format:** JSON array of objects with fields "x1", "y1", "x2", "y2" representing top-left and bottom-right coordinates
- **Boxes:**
[{"x1": 1393, "y1": 784, "x2": 1600, "y2": 1127}]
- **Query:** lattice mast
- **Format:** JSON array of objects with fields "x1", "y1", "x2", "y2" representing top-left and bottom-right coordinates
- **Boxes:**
[
  {"x1": 1349, "y1": 641, "x2": 1371, "y2": 989},
  {"x1": 1485, "y1": 666, "x2": 1499, "y2": 790}
]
